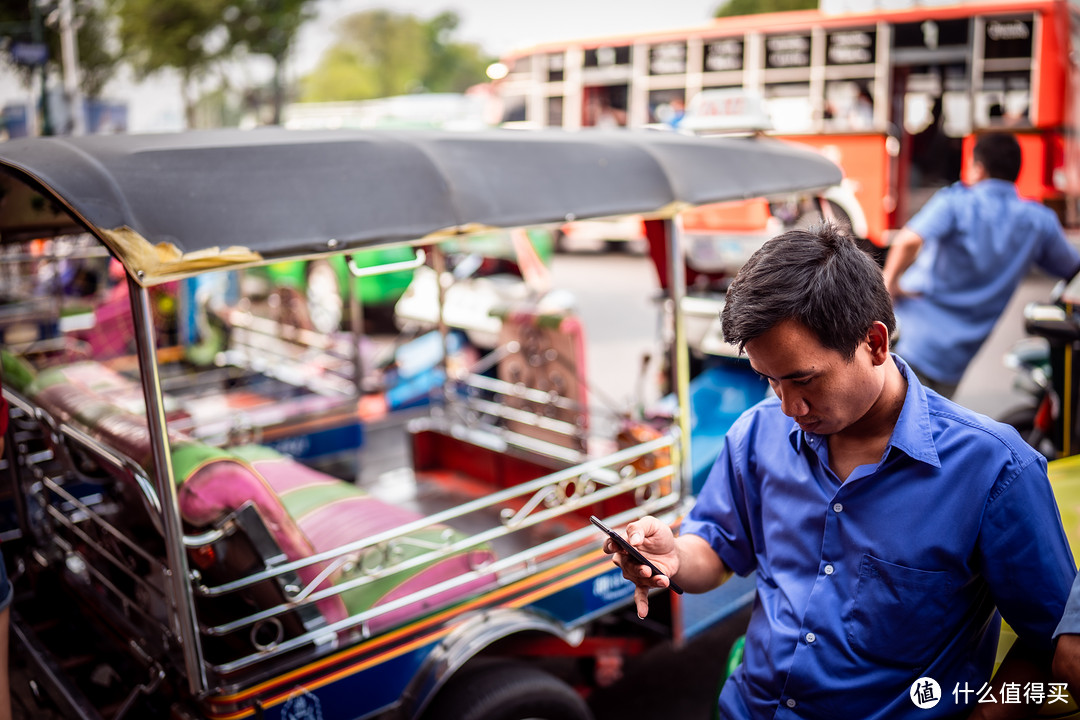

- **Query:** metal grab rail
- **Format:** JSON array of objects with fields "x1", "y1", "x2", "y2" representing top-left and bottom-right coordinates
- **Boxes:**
[
  {"x1": 203, "y1": 467, "x2": 682, "y2": 676},
  {"x1": 347, "y1": 248, "x2": 427, "y2": 278},
  {"x1": 195, "y1": 430, "x2": 679, "y2": 601}
]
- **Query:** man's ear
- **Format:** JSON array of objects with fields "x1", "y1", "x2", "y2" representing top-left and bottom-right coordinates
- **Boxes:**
[{"x1": 866, "y1": 321, "x2": 891, "y2": 365}]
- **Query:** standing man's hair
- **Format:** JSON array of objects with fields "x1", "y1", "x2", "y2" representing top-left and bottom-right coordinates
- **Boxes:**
[
  {"x1": 973, "y1": 132, "x2": 1022, "y2": 182},
  {"x1": 721, "y1": 223, "x2": 895, "y2": 358}
]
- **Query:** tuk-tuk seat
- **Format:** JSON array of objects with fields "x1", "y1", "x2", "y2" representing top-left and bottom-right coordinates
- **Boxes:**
[{"x1": 7, "y1": 354, "x2": 498, "y2": 641}]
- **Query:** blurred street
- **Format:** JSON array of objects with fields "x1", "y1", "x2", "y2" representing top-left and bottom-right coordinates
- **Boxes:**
[{"x1": 7, "y1": 246, "x2": 1066, "y2": 720}]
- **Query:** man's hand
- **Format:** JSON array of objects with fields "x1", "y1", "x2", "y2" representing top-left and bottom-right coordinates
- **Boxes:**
[
  {"x1": 601, "y1": 515, "x2": 679, "y2": 619},
  {"x1": 1053, "y1": 633, "x2": 1080, "y2": 691},
  {"x1": 881, "y1": 227, "x2": 924, "y2": 300}
]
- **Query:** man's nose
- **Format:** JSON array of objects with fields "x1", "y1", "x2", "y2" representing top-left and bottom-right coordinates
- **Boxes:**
[{"x1": 778, "y1": 387, "x2": 808, "y2": 418}]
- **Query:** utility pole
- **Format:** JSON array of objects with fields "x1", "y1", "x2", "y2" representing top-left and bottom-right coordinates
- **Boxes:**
[
  {"x1": 57, "y1": 0, "x2": 84, "y2": 134},
  {"x1": 30, "y1": 0, "x2": 50, "y2": 135}
]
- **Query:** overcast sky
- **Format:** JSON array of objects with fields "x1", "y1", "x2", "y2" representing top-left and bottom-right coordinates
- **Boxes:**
[
  {"x1": 299, "y1": 0, "x2": 724, "y2": 66},
  {"x1": 2, "y1": 0, "x2": 724, "y2": 133}
]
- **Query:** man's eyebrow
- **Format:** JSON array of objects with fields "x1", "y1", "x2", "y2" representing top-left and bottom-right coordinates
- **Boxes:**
[{"x1": 749, "y1": 366, "x2": 817, "y2": 382}]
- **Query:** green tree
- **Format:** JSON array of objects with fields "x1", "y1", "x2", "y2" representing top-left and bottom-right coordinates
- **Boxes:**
[
  {"x1": 714, "y1": 0, "x2": 817, "y2": 17},
  {"x1": 223, "y1": 0, "x2": 317, "y2": 124},
  {"x1": 300, "y1": 9, "x2": 491, "y2": 103},
  {"x1": 420, "y1": 11, "x2": 491, "y2": 95},
  {"x1": 109, "y1": 0, "x2": 231, "y2": 128},
  {"x1": 74, "y1": 2, "x2": 121, "y2": 99},
  {"x1": 0, "y1": 1, "x2": 119, "y2": 108}
]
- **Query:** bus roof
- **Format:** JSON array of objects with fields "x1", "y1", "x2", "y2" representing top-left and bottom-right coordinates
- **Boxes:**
[
  {"x1": 0, "y1": 127, "x2": 841, "y2": 286},
  {"x1": 502, "y1": 0, "x2": 1068, "y2": 57}
]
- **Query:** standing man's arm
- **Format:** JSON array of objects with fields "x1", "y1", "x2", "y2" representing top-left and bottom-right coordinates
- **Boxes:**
[
  {"x1": 880, "y1": 226, "x2": 924, "y2": 299},
  {"x1": 980, "y1": 459, "x2": 1078, "y2": 720},
  {"x1": 1052, "y1": 573, "x2": 1080, "y2": 690}
]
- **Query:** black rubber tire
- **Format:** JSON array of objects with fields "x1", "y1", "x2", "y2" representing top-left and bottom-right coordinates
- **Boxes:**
[{"x1": 423, "y1": 661, "x2": 593, "y2": 720}]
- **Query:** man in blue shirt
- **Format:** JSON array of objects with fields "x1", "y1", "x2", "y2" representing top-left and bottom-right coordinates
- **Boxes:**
[
  {"x1": 605, "y1": 225, "x2": 1076, "y2": 718},
  {"x1": 881, "y1": 132, "x2": 1080, "y2": 399}
]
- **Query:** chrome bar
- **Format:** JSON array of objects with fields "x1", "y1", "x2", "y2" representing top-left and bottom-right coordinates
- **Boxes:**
[
  {"x1": 53, "y1": 422, "x2": 164, "y2": 535},
  {"x1": 456, "y1": 372, "x2": 583, "y2": 412},
  {"x1": 197, "y1": 438, "x2": 676, "y2": 599},
  {"x1": 205, "y1": 492, "x2": 682, "y2": 675},
  {"x1": 42, "y1": 476, "x2": 161, "y2": 569},
  {"x1": 128, "y1": 277, "x2": 207, "y2": 694},
  {"x1": 50, "y1": 533, "x2": 169, "y2": 633},
  {"x1": 461, "y1": 396, "x2": 582, "y2": 436}
]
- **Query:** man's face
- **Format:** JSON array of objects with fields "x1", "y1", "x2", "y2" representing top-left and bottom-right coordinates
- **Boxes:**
[{"x1": 744, "y1": 319, "x2": 885, "y2": 436}]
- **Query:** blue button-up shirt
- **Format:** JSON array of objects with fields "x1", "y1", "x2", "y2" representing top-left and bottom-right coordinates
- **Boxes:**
[
  {"x1": 683, "y1": 357, "x2": 1075, "y2": 719},
  {"x1": 894, "y1": 179, "x2": 1080, "y2": 385}
]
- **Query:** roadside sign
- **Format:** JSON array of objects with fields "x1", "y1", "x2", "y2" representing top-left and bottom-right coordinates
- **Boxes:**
[{"x1": 11, "y1": 42, "x2": 47, "y2": 66}]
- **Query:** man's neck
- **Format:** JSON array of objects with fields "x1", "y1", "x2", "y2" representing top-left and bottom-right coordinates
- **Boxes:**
[{"x1": 827, "y1": 357, "x2": 907, "y2": 481}]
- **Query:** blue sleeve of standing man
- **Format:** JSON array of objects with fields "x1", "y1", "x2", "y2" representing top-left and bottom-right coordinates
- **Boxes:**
[
  {"x1": 906, "y1": 182, "x2": 961, "y2": 244},
  {"x1": 1056, "y1": 573, "x2": 1080, "y2": 638},
  {"x1": 1031, "y1": 206, "x2": 1080, "y2": 281}
]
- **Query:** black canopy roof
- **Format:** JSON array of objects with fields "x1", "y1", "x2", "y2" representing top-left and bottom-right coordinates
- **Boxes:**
[{"x1": 0, "y1": 127, "x2": 841, "y2": 285}]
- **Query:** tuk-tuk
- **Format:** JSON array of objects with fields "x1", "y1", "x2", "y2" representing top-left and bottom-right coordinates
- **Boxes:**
[{"x1": 0, "y1": 128, "x2": 840, "y2": 719}]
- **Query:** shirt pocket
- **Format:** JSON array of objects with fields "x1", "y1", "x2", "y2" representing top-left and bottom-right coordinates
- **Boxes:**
[{"x1": 845, "y1": 554, "x2": 957, "y2": 667}]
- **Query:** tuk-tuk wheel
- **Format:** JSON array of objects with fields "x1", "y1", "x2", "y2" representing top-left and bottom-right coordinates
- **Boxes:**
[{"x1": 422, "y1": 660, "x2": 592, "y2": 720}]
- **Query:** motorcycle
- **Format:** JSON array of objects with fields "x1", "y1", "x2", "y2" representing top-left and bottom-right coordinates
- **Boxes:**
[{"x1": 999, "y1": 280, "x2": 1080, "y2": 459}]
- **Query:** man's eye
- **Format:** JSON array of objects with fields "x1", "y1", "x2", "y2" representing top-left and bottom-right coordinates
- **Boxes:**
[{"x1": 793, "y1": 377, "x2": 813, "y2": 387}]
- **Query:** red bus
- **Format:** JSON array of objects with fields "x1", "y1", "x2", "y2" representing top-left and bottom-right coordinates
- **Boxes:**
[{"x1": 492, "y1": 0, "x2": 1080, "y2": 244}]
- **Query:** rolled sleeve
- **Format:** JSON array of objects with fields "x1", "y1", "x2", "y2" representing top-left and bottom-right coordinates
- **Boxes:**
[
  {"x1": 682, "y1": 432, "x2": 757, "y2": 578},
  {"x1": 979, "y1": 456, "x2": 1077, "y2": 653},
  {"x1": 1055, "y1": 573, "x2": 1080, "y2": 639}
]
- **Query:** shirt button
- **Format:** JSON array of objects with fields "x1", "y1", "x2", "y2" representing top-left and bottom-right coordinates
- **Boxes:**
[
  {"x1": 805, "y1": 632, "x2": 816, "y2": 643},
  {"x1": 833, "y1": 502, "x2": 844, "y2": 513},
  {"x1": 786, "y1": 698, "x2": 797, "y2": 708},
  {"x1": 824, "y1": 564, "x2": 834, "y2": 575}
]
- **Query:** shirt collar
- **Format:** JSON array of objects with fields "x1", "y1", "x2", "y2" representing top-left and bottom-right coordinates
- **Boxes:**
[
  {"x1": 786, "y1": 354, "x2": 941, "y2": 468},
  {"x1": 977, "y1": 178, "x2": 1019, "y2": 197}
]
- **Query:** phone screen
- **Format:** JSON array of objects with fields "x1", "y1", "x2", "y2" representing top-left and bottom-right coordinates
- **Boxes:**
[{"x1": 590, "y1": 515, "x2": 683, "y2": 594}]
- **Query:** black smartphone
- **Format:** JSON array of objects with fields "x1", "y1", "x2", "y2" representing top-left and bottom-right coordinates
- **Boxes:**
[{"x1": 590, "y1": 515, "x2": 683, "y2": 594}]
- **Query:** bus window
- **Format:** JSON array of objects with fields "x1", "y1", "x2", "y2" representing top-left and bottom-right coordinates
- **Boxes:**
[
  {"x1": 547, "y1": 52, "x2": 565, "y2": 82},
  {"x1": 825, "y1": 80, "x2": 875, "y2": 131},
  {"x1": 501, "y1": 96, "x2": 527, "y2": 124},
  {"x1": 649, "y1": 88, "x2": 686, "y2": 127},
  {"x1": 547, "y1": 96, "x2": 564, "y2": 127},
  {"x1": 584, "y1": 85, "x2": 628, "y2": 127},
  {"x1": 763, "y1": 83, "x2": 813, "y2": 133},
  {"x1": 978, "y1": 72, "x2": 1031, "y2": 127}
]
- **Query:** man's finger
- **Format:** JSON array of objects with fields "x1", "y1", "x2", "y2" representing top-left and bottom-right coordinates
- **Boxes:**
[{"x1": 635, "y1": 585, "x2": 650, "y2": 619}]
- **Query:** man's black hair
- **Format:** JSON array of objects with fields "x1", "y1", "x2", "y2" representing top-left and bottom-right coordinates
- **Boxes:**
[
  {"x1": 973, "y1": 132, "x2": 1022, "y2": 182},
  {"x1": 720, "y1": 222, "x2": 895, "y2": 359}
]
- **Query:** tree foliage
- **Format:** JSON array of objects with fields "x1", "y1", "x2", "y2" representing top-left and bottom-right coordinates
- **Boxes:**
[
  {"x1": 110, "y1": 0, "x2": 316, "y2": 126},
  {"x1": 0, "y1": 0, "x2": 119, "y2": 98},
  {"x1": 714, "y1": 0, "x2": 817, "y2": 17},
  {"x1": 109, "y1": 0, "x2": 229, "y2": 125},
  {"x1": 300, "y1": 9, "x2": 492, "y2": 103},
  {"x1": 223, "y1": 0, "x2": 317, "y2": 123}
]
